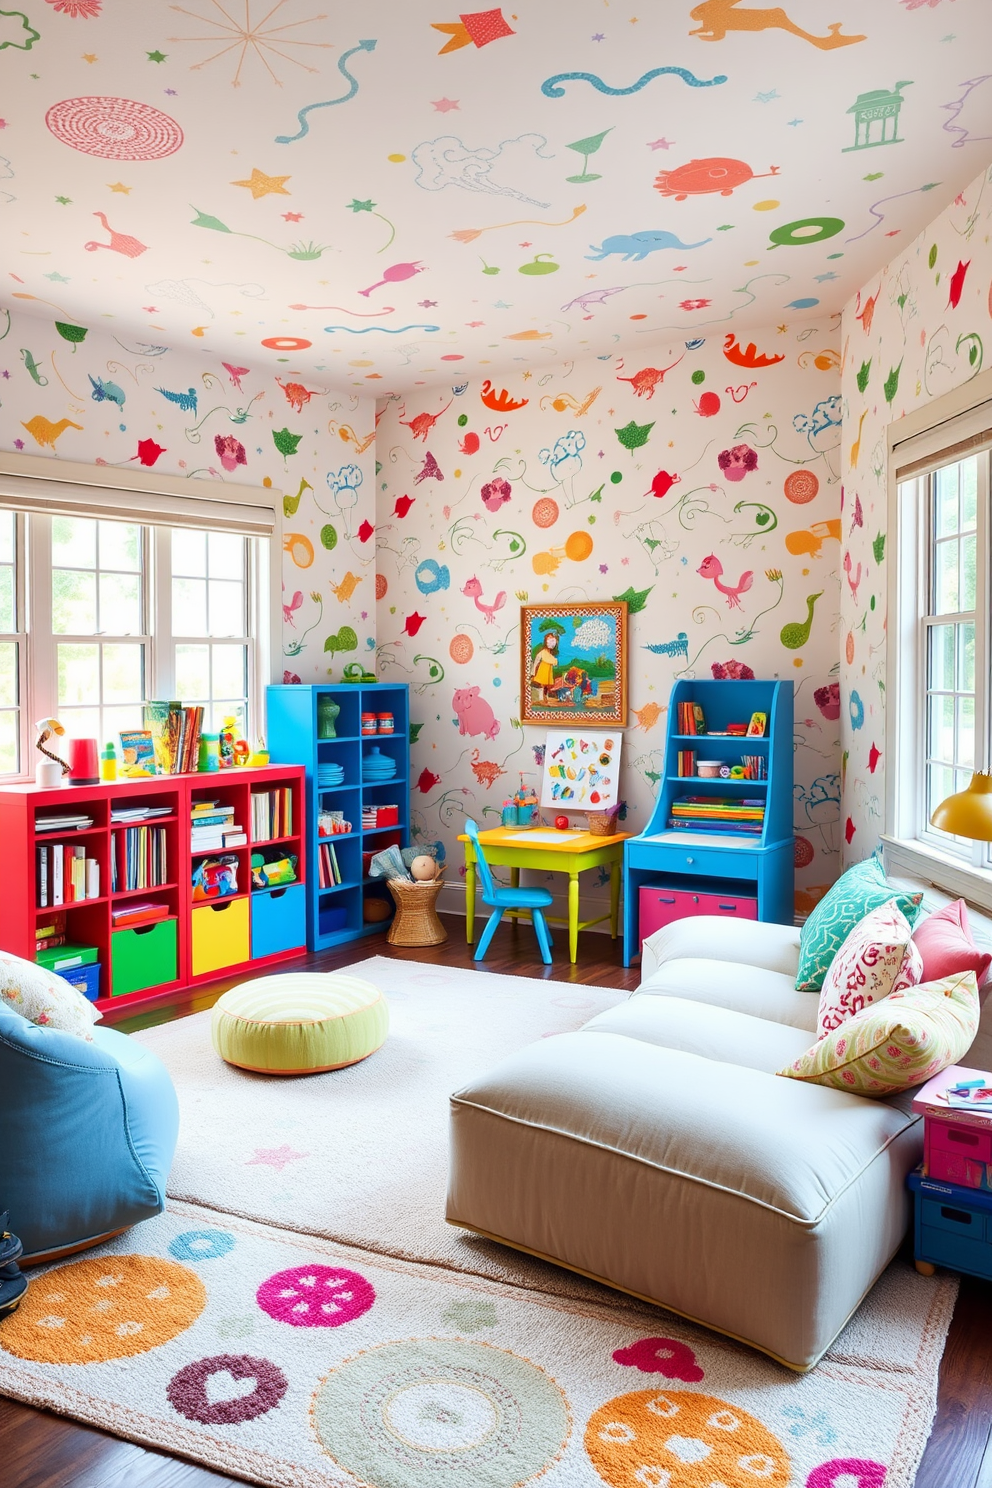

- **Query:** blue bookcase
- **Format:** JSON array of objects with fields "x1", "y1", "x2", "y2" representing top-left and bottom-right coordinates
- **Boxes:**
[
  {"x1": 267, "y1": 682, "x2": 410, "y2": 951},
  {"x1": 623, "y1": 678, "x2": 794, "y2": 966}
]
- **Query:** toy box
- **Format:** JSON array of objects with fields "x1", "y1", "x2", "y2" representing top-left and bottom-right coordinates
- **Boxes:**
[
  {"x1": 913, "y1": 1064, "x2": 992, "y2": 1191},
  {"x1": 908, "y1": 1170, "x2": 992, "y2": 1280}
]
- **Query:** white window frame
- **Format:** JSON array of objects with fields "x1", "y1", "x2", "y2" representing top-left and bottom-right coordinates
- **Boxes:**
[
  {"x1": 0, "y1": 452, "x2": 282, "y2": 783},
  {"x1": 884, "y1": 367, "x2": 992, "y2": 911},
  {"x1": 0, "y1": 513, "x2": 28, "y2": 775}
]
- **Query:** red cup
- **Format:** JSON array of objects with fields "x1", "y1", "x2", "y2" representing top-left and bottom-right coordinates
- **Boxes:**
[{"x1": 67, "y1": 737, "x2": 99, "y2": 785}]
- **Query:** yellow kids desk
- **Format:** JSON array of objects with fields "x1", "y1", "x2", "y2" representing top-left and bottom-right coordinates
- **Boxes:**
[{"x1": 458, "y1": 826, "x2": 631, "y2": 963}]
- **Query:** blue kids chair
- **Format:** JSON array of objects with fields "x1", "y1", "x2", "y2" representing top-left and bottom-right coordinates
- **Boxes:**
[{"x1": 464, "y1": 818, "x2": 554, "y2": 965}]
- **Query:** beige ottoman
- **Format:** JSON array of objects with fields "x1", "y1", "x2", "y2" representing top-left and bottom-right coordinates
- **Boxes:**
[
  {"x1": 211, "y1": 972, "x2": 388, "y2": 1075},
  {"x1": 447, "y1": 992, "x2": 921, "y2": 1371}
]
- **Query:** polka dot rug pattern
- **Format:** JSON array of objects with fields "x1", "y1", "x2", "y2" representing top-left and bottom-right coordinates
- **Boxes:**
[{"x1": 0, "y1": 1204, "x2": 956, "y2": 1488}]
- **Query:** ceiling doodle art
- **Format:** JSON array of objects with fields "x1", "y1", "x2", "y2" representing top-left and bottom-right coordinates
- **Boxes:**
[{"x1": 1, "y1": 2, "x2": 991, "y2": 392}]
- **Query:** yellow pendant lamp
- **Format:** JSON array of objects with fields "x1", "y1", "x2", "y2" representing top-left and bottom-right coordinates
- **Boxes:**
[{"x1": 930, "y1": 771, "x2": 992, "y2": 841}]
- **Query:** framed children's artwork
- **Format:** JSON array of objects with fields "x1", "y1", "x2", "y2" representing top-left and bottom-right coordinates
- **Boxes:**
[
  {"x1": 540, "y1": 729, "x2": 623, "y2": 811},
  {"x1": 520, "y1": 601, "x2": 628, "y2": 728}
]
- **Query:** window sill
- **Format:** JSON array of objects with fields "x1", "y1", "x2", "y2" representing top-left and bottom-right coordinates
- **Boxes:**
[{"x1": 881, "y1": 834, "x2": 992, "y2": 915}]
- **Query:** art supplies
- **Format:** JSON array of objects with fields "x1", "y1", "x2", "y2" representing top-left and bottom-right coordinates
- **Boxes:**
[{"x1": 540, "y1": 734, "x2": 621, "y2": 811}]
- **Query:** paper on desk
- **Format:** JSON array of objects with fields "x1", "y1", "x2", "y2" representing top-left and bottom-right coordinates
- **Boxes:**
[{"x1": 518, "y1": 830, "x2": 586, "y2": 843}]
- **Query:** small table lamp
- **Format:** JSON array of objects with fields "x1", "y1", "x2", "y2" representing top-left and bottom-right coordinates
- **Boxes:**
[{"x1": 930, "y1": 771, "x2": 992, "y2": 840}]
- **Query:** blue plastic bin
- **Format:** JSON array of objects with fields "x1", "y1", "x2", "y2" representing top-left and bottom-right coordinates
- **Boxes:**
[{"x1": 59, "y1": 961, "x2": 101, "y2": 1003}]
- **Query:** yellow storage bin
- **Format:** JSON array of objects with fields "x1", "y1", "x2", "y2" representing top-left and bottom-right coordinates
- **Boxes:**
[{"x1": 191, "y1": 898, "x2": 250, "y2": 978}]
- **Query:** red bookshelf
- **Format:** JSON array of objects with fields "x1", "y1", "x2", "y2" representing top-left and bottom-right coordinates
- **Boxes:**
[{"x1": 0, "y1": 764, "x2": 306, "y2": 1021}]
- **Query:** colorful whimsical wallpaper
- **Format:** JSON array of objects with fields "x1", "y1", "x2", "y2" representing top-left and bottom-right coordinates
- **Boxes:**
[
  {"x1": 375, "y1": 322, "x2": 845, "y2": 914},
  {"x1": 840, "y1": 162, "x2": 992, "y2": 863},
  {"x1": 0, "y1": 305, "x2": 377, "y2": 678},
  {"x1": 2, "y1": 2, "x2": 991, "y2": 395}
]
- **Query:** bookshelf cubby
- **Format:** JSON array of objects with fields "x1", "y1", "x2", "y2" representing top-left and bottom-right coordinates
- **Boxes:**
[
  {"x1": 0, "y1": 763, "x2": 306, "y2": 1020},
  {"x1": 267, "y1": 682, "x2": 410, "y2": 951},
  {"x1": 623, "y1": 678, "x2": 794, "y2": 965}
]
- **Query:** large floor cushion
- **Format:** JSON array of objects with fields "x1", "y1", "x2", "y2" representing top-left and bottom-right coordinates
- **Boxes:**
[
  {"x1": 211, "y1": 972, "x2": 388, "y2": 1075},
  {"x1": 447, "y1": 995, "x2": 922, "y2": 1371}
]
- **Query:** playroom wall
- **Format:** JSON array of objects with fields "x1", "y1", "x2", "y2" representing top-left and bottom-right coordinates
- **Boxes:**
[
  {"x1": 839, "y1": 163, "x2": 992, "y2": 863},
  {"x1": 0, "y1": 304, "x2": 377, "y2": 692},
  {"x1": 375, "y1": 319, "x2": 845, "y2": 919}
]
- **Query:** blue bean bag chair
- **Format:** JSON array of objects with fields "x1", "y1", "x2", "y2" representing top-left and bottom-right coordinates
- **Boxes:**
[{"x1": 0, "y1": 1007, "x2": 179, "y2": 1262}]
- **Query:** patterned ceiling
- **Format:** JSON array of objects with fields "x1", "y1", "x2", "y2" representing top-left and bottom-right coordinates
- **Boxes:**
[{"x1": 2, "y1": 0, "x2": 990, "y2": 392}]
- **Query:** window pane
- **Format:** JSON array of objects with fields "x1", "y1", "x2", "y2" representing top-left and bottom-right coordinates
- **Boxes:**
[
  {"x1": 0, "y1": 710, "x2": 18, "y2": 775},
  {"x1": 104, "y1": 704, "x2": 144, "y2": 741},
  {"x1": 52, "y1": 516, "x2": 96, "y2": 569},
  {"x1": 929, "y1": 624, "x2": 955, "y2": 692},
  {"x1": 935, "y1": 540, "x2": 959, "y2": 613},
  {"x1": 207, "y1": 579, "x2": 244, "y2": 637},
  {"x1": 958, "y1": 696, "x2": 975, "y2": 768},
  {"x1": 58, "y1": 643, "x2": 99, "y2": 705},
  {"x1": 173, "y1": 577, "x2": 207, "y2": 636},
  {"x1": 60, "y1": 707, "x2": 100, "y2": 743},
  {"x1": 0, "y1": 642, "x2": 16, "y2": 708},
  {"x1": 53, "y1": 570, "x2": 97, "y2": 634},
  {"x1": 0, "y1": 512, "x2": 13, "y2": 565},
  {"x1": 208, "y1": 532, "x2": 244, "y2": 581},
  {"x1": 958, "y1": 622, "x2": 975, "y2": 692},
  {"x1": 99, "y1": 572, "x2": 141, "y2": 635},
  {"x1": 0, "y1": 565, "x2": 13, "y2": 634},
  {"x1": 176, "y1": 644, "x2": 210, "y2": 699},
  {"x1": 211, "y1": 644, "x2": 246, "y2": 699},
  {"x1": 98, "y1": 521, "x2": 141, "y2": 573},
  {"x1": 102, "y1": 643, "x2": 143, "y2": 704},
  {"x1": 927, "y1": 763, "x2": 955, "y2": 822},
  {"x1": 208, "y1": 700, "x2": 246, "y2": 734},
  {"x1": 960, "y1": 531, "x2": 977, "y2": 612},
  {"x1": 172, "y1": 528, "x2": 206, "y2": 577},
  {"x1": 960, "y1": 457, "x2": 978, "y2": 528},
  {"x1": 928, "y1": 693, "x2": 955, "y2": 764},
  {"x1": 935, "y1": 466, "x2": 959, "y2": 536}
]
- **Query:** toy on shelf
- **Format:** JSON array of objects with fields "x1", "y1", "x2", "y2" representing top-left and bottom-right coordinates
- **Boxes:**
[
  {"x1": 191, "y1": 854, "x2": 239, "y2": 901},
  {"x1": 251, "y1": 853, "x2": 297, "y2": 890}
]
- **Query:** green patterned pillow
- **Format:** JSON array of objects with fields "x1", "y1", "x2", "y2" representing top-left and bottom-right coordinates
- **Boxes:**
[
  {"x1": 778, "y1": 971, "x2": 979, "y2": 1096},
  {"x1": 795, "y1": 858, "x2": 923, "y2": 993}
]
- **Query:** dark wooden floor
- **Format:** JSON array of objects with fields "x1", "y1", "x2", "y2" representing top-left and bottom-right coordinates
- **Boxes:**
[{"x1": 3, "y1": 913, "x2": 991, "y2": 1486}]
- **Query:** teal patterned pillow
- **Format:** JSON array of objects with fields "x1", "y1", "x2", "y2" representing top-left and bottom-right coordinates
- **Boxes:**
[{"x1": 796, "y1": 858, "x2": 923, "y2": 993}]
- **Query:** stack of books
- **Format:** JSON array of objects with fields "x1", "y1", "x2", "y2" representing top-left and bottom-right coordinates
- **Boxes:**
[
  {"x1": 111, "y1": 805, "x2": 172, "y2": 824},
  {"x1": 144, "y1": 701, "x2": 204, "y2": 775},
  {"x1": 35, "y1": 911, "x2": 67, "y2": 957},
  {"x1": 676, "y1": 749, "x2": 697, "y2": 778},
  {"x1": 318, "y1": 840, "x2": 343, "y2": 888},
  {"x1": 676, "y1": 701, "x2": 706, "y2": 735},
  {"x1": 36, "y1": 844, "x2": 100, "y2": 906},
  {"x1": 251, "y1": 788, "x2": 293, "y2": 843},
  {"x1": 190, "y1": 800, "x2": 245, "y2": 853},
  {"x1": 111, "y1": 901, "x2": 170, "y2": 930},
  {"x1": 668, "y1": 796, "x2": 765, "y2": 836},
  {"x1": 112, "y1": 825, "x2": 168, "y2": 893},
  {"x1": 35, "y1": 812, "x2": 94, "y2": 833}
]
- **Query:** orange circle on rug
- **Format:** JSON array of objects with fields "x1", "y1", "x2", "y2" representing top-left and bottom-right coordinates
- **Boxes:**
[
  {"x1": 585, "y1": 1390, "x2": 790, "y2": 1487},
  {"x1": 0, "y1": 1255, "x2": 206, "y2": 1364},
  {"x1": 261, "y1": 336, "x2": 312, "y2": 352}
]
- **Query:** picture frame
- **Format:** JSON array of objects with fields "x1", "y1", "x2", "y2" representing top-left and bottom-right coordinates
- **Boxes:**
[{"x1": 520, "y1": 601, "x2": 628, "y2": 728}]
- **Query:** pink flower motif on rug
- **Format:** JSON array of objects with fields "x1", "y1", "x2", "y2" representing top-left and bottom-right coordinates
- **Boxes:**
[
  {"x1": 806, "y1": 1460, "x2": 887, "y2": 1488},
  {"x1": 256, "y1": 1265, "x2": 375, "y2": 1328},
  {"x1": 246, "y1": 1144, "x2": 309, "y2": 1171},
  {"x1": 612, "y1": 1336, "x2": 704, "y2": 1381}
]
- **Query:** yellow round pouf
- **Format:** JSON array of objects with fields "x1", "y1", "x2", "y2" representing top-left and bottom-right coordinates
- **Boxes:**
[{"x1": 210, "y1": 973, "x2": 388, "y2": 1075}]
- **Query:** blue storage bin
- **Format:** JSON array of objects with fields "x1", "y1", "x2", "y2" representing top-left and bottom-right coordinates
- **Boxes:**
[
  {"x1": 59, "y1": 961, "x2": 101, "y2": 1003},
  {"x1": 909, "y1": 1170, "x2": 992, "y2": 1279},
  {"x1": 319, "y1": 905, "x2": 348, "y2": 937},
  {"x1": 251, "y1": 883, "x2": 306, "y2": 958}
]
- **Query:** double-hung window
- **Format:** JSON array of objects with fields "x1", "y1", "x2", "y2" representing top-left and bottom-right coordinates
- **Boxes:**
[
  {"x1": 886, "y1": 378, "x2": 992, "y2": 902},
  {"x1": 0, "y1": 454, "x2": 277, "y2": 782}
]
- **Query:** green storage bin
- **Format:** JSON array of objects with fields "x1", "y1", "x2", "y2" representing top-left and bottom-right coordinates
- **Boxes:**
[
  {"x1": 36, "y1": 943, "x2": 98, "y2": 973},
  {"x1": 111, "y1": 918, "x2": 178, "y2": 997}
]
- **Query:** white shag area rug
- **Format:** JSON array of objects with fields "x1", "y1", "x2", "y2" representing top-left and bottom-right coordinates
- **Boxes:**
[{"x1": 134, "y1": 957, "x2": 629, "y2": 1288}]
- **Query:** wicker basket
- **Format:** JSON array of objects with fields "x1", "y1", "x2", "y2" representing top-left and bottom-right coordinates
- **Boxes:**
[
  {"x1": 587, "y1": 807, "x2": 620, "y2": 837},
  {"x1": 386, "y1": 874, "x2": 447, "y2": 946}
]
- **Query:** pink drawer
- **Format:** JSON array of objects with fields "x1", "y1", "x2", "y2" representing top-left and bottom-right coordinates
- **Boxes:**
[
  {"x1": 928, "y1": 1121, "x2": 992, "y2": 1164},
  {"x1": 638, "y1": 886, "x2": 758, "y2": 949},
  {"x1": 925, "y1": 1117, "x2": 992, "y2": 1189}
]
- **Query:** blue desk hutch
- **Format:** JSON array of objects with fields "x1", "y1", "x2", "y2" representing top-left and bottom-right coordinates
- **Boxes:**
[{"x1": 623, "y1": 678, "x2": 794, "y2": 966}]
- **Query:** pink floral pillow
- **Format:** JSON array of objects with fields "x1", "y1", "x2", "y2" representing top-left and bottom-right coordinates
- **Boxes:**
[{"x1": 816, "y1": 898, "x2": 923, "y2": 1040}]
